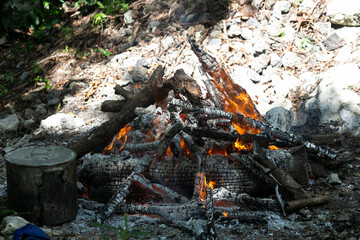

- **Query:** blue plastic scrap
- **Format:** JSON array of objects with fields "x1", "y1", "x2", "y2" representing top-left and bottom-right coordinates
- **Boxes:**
[{"x1": 13, "y1": 224, "x2": 51, "y2": 240}]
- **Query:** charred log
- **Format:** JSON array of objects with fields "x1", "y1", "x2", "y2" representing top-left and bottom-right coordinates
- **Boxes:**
[
  {"x1": 101, "y1": 99, "x2": 127, "y2": 112},
  {"x1": 69, "y1": 66, "x2": 166, "y2": 159}
]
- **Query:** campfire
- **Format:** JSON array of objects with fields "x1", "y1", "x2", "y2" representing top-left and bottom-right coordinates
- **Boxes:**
[{"x1": 72, "y1": 37, "x2": 335, "y2": 238}]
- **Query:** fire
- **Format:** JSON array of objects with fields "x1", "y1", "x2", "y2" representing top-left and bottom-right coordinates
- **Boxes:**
[
  {"x1": 208, "y1": 145, "x2": 228, "y2": 156},
  {"x1": 234, "y1": 138, "x2": 252, "y2": 151},
  {"x1": 102, "y1": 123, "x2": 131, "y2": 154},
  {"x1": 199, "y1": 174, "x2": 216, "y2": 202},
  {"x1": 268, "y1": 145, "x2": 280, "y2": 150},
  {"x1": 223, "y1": 210, "x2": 228, "y2": 217}
]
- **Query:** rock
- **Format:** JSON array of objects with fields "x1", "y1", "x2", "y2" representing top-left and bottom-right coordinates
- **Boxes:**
[
  {"x1": 40, "y1": 113, "x2": 67, "y2": 129},
  {"x1": 35, "y1": 104, "x2": 47, "y2": 116},
  {"x1": 272, "y1": 1, "x2": 292, "y2": 20},
  {"x1": 270, "y1": 53, "x2": 282, "y2": 67},
  {"x1": 247, "y1": 17, "x2": 261, "y2": 28},
  {"x1": 317, "y1": 22, "x2": 332, "y2": 36},
  {"x1": 249, "y1": 54, "x2": 270, "y2": 73},
  {"x1": 124, "y1": 10, "x2": 133, "y2": 24},
  {"x1": 335, "y1": 45, "x2": 352, "y2": 62},
  {"x1": 264, "y1": 106, "x2": 294, "y2": 132},
  {"x1": 206, "y1": 38, "x2": 222, "y2": 53},
  {"x1": 328, "y1": 173, "x2": 342, "y2": 184},
  {"x1": 46, "y1": 89, "x2": 62, "y2": 103},
  {"x1": 183, "y1": 13, "x2": 199, "y2": 23},
  {"x1": 149, "y1": 21, "x2": 161, "y2": 32},
  {"x1": 240, "y1": 28, "x2": 254, "y2": 40},
  {"x1": 60, "y1": 114, "x2": 85, "y2": 130},
  {"x1": 227, "y1": 24, "x2": 242, "y2": 38},
  {"x1": 161, "y1": 36, "x2": 174, "y2": 51},
  {"x1": 136, "y1": 58, "x2": 152, "y2": 68},
  {"x1": 19, "y1": 71, "x2": 30, "y2": 81},
  {"x1": 130, "y1": 66, "x2": 148, "y2": 82},
  {"x1": 281, "y1": 51, "x2": 300, "y2": 68},
  {"x1": 273, "y1": 1, "x2": 292, "y2": 13},
  {"x1": 0, "y1": 114, "x2": 20, "y2": 136},
  {"x1": 254, "y1": 41, "x2": 270, "y2": 56},
  {"x1": 22, "y1": 92, "x2": 37, "y2": 101},
  {"x1": 265, "y1": 20, "x2": 284, "y2": 36},
  {"x1": 322, "y1": 33, "x2": 342, "y2": 51},
  {"x1": 299, "y1": 0, "x2": 315, "y2": 12},
  {"x1": 327, "y1": 0, "x2": 360, "y2": 26},
  {"x1": 310, "y1": 63, "x2": 360, "y2": 134},
  {"x1": 1, "y1": 216, "x2": 29, "y2": 235}
]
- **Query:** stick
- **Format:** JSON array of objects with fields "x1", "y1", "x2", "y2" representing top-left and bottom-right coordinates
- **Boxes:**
[{"x1": 286, "y1": 195, "x2": 330, "y2": 212}]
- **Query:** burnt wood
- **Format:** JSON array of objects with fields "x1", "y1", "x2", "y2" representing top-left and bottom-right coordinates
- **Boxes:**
[{"x1": 69, "y1": 66, "x2": 166, "y2": 159}]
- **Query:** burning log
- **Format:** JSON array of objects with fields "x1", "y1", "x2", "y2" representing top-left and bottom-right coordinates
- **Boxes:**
[
  {"x1": 168, "y1": 97, "x2": 337, "y2": 160},
  {"x1": 123, "y1": 120, "x2": 183, "y2": 154},
  {"x1": 69, "y1": 66, "x2": 166, "y2": 159},
  {"x1": 132, "y1": 173, "x2": 189, "y2": 204}
]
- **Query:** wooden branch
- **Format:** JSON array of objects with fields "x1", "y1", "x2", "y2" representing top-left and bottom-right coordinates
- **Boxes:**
[
  {"x1": 69, "y1": 66, "x2": 166, "y2": 159},
  {"x1": 101, "y1": 99, "x2": 127, "y2": 112},
  {"x1": 114, "y1": 85, "x2": 134, "y2": 99},
  {"x1": 286, "y1": 195, "x2": 330, "y2": 212},
  {"x1": 96, "y1": 155, "x2": 153, "y2": 222},
  {"x1": 205, "y1": 185, "x2": 219, "y2": 240}
]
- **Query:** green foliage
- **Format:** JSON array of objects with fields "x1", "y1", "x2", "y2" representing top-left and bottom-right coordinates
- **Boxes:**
[
  {"x1": 2, "y1": 0, "x2": 62, "y2": 41},
  {"x1": 300, "y1": 37, "x2": 315, "y2": 50},
  {"x1": 63, "y1": 45, "x2": 70, "y2": 53},
  {"x1": 95, "y1": 48, "x2": 112, "y2": 56},
  {"x1": 4, "y1": 72, "x2": 15, "y2": 83},
  {"x1": 0, "y1": 84, "x2": 8, "y2": 97},
  {"x1": 30, "y1": 62, "x2": 51, "y2": 90},
  {"x1": 0, "y1": 210, "x2": 18, "y2": 222},
  {"x1": 31, "y1": 76, "x2": 51, "y2": 90},
  {"x1": 89, "y1": 213, "x2": 151, "y2": 240},
  {"x1": 275, "y1": 31, "x2": 286, "y2": 37},
  {"x1": 92, "y1": 12, "x2": 107, "y2": 25}
]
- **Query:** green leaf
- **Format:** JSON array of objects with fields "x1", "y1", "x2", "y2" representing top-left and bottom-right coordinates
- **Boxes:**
[
  {"x1": 45, "y1": 83, "x2": 51, "y2": 90},
  {"x1": 88, "y1": 222, "x2": 118, "y2": 231},
  {"x1": 0, "y1": 210, "x2": 17, "y2": 221},
  {"x1": 74, "y1": 1, "x2": 80, "y2": 9}
]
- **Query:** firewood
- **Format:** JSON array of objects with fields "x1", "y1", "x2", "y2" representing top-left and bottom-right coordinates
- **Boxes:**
[
  {"x1": 212, "y1": 187, "x2": 279, "y2": 210},
  {"x1": 285, "y1": 195, "x2": 330, "y2": 212},
  {"x1": 205, "y1": 185, "x2": 219, "y2": 240},
  {"x1": 96, "y1": 155, "x2": 153, "y2": 222},
  {"x1": 132, "y1": 173, "x2": 189, "y2": 204},
  {"x1": 69, "y1": 66, "x2": 166, "y2": 159},
  {"x1": 114, "y1": 85, "x2": 134, "y2": 99},
  {"x1": 168, "y1": 97, "x2": 337, "y2": 161},
  {"x1": 100, "y1": 99, "x2": 127, "y2": 112}
]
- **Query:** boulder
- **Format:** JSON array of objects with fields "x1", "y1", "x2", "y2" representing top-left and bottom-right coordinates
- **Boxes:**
[{"x1": 327, "y1": 0, "x2": 360, "y2": 26}]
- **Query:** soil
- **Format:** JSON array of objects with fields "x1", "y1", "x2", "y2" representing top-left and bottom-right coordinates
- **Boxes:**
[{"x1": 0, "y1": 0, "x2": 360, "y2": 239}]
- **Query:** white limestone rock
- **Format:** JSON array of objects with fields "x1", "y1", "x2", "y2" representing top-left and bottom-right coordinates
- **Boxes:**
[{"x1": 327, "y1": 0, "x2": 360, "y2": 26}]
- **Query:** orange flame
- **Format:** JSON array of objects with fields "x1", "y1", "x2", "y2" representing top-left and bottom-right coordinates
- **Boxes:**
[
  {"x1": 223, "y1": 210, "x2": 228, "y2": 217},
  {"x1": 208, "y1": 146, "x2": 228, "y2": 156},
  {"x1": 268, "y1": 145, "x2": 280, "y2": 150},
  {"x1": 102, "y1": 123, "x2": 131, "y2": 154},
  {"x1": 134, "y1": 83, "x2": 142, "y2": 89},
  {"x1": 234, "y1": 138, "x2": 252, "y2": 151},
  {"x1": 199, "y1": 175, "x2": 216, "y2": 202}
]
